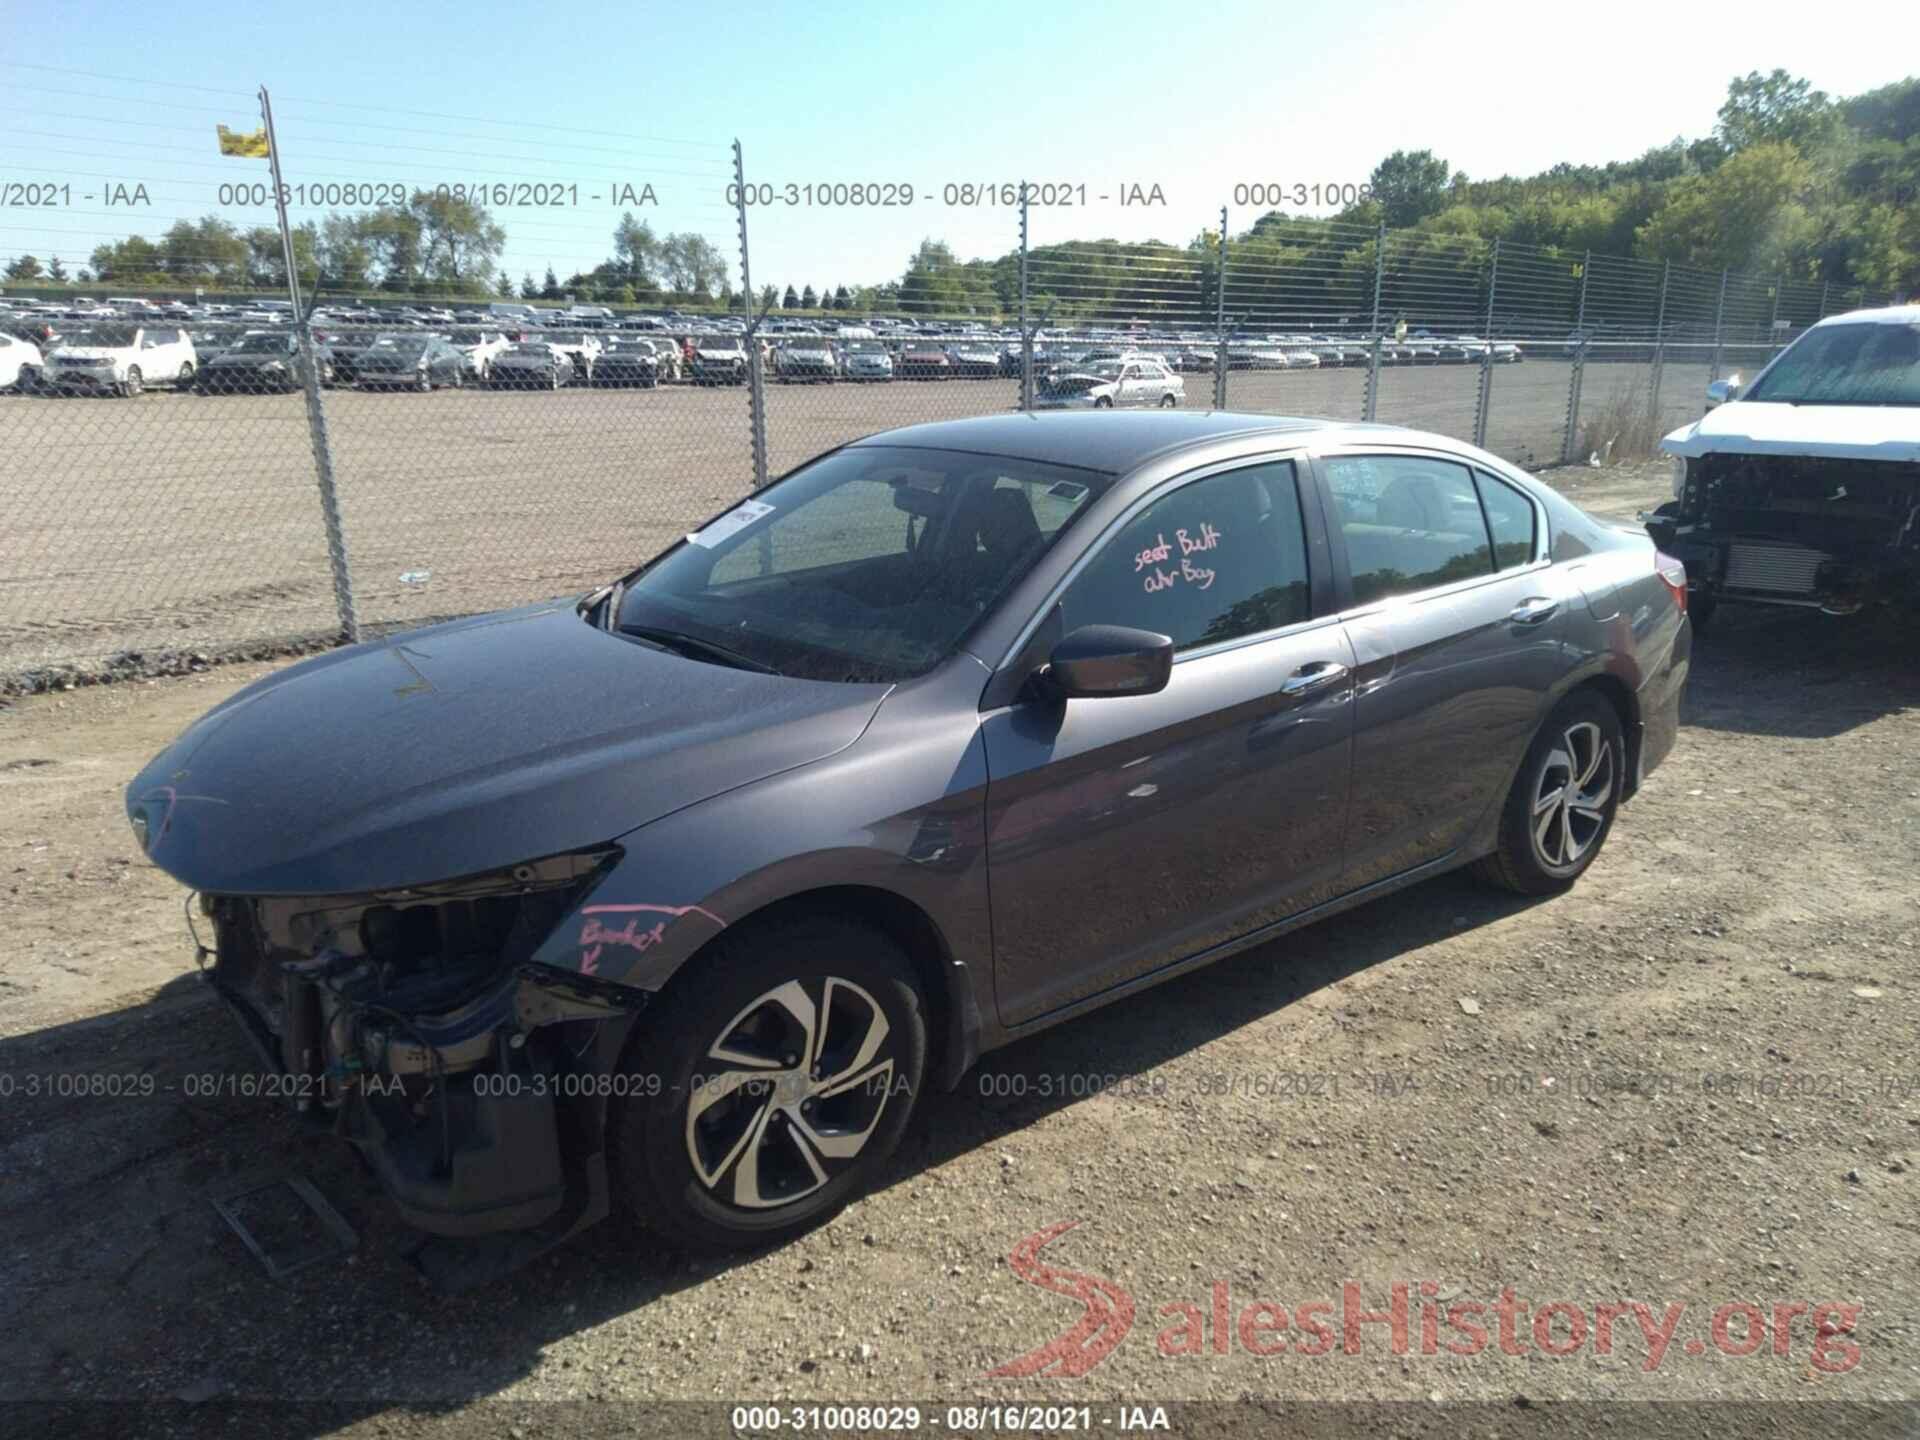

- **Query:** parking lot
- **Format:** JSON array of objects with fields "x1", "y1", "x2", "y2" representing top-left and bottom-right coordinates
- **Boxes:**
[
  {"x1": 3, "y1": 456, "x2": 1915, "y2": 1431},
  {"x1": 1, "y1": 356, "x2": 1716, "y2": 687}
]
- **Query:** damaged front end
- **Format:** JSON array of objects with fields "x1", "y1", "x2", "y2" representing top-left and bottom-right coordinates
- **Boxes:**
[
  {"x1": 1651, "y1": 452, "x2": 1920, "y2": 615},
  {"x1": 196, "y1": 849, "x2": 645, "y2": 1239}
]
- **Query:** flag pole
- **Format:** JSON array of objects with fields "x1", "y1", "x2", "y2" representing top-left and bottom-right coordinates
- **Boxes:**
[{"x1": 258, "y1": 85, "x2": 358, "y2": 642}]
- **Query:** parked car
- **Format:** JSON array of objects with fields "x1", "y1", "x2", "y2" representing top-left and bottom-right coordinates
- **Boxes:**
[
  {"x1": 126, "y1": 411, "x2": 1690, "y2": 1255},
  {"x1": 326, "y1": 333, "x2": 409, "y2": 386},
  {"x1": 0, "y1": 331, "x2": 42, "y2": 391},
  {"x1": 592, "y1": 338, "x2": 663, "y2": 388},
  {"x1": 42, "y1": 324, "x2": 197, "y2": 396},
  {"x1": 490, "y1": 339, "x2": 578, "y2": 390},
  {"x1": 774, "y1": 338, "x2": 838, "y2": 383},
  {"x1": 840, "y1": 340, "x2": 895, "y2": 382},
  {"x1": 193, "y1": 331, "x2": 332, "y2": 393},
  {"x1": 352, "y1": 335, "x2": 467, "y2": 390},
  {"x1": 947, "y1": 343, "x2": 1000, "y2": 379},
  {"x1": 896, "y1": 342, "x2": 955, "y2": 380},
  {"x1": 544, "y1": 330, "x2": 603, "y2": 382},
  {"x1": 449, "y1": 328, "x2": 511, "y2": 382},
  {"x1": 687, "y1": 334, "x2": 749, "y2": 386},
  {"x1": 1653, "y1": 304, "x2": 1920, "y2": 624},
  {"x1": 1035, "y1": 356, "x2": 1184, "y2": 409}
]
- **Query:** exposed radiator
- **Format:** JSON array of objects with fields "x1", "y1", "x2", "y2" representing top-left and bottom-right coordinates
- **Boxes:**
[{"x1": 1724, "y1": 543, "x2": 1827, "y2": 594}]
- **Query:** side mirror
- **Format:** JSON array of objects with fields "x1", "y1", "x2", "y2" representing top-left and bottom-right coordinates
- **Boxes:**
[
  {"x1": 1705, "y1": 376, "x2": 1741, "y2": 408},
  {"x1": 1044, "y1": 625, "x2": 1173, "y2": 700}
]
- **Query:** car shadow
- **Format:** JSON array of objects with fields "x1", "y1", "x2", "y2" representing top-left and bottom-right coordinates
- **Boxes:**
[
  {"x1": 1680, "y1": 603, "x2": 1918, "y2": 739},
  {"x1": 3, "y1": 870, "x2": 1538, "y2": 1423}
]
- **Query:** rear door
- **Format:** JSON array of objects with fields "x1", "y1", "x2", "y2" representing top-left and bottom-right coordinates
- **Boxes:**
[
  {"x1": 1314, "y1": 448, "x2": 1571, "y2": 889},
  {"x1": 983, "y1": 455, "x2": 1355, "y2": 1026}
]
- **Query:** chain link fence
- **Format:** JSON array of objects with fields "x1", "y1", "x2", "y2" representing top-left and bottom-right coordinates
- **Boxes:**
[{"x1": 0, "y1": 120, "x2": 1902, "y2": 690}]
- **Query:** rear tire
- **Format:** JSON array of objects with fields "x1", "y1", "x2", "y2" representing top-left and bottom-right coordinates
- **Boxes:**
[
  {"x1": 608, "y1": 915, "x2": 927, "y2": 1252},
  {"x1": 1473, "y1": 690, "x2": 1624, "y2": 895}
]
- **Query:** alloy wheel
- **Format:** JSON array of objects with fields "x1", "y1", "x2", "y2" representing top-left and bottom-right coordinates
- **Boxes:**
[
  {"x1": 685, "y1": 977, "x2": 897, "y2": 1210},
  {"x1": 1531, "y1": 721, "x2": 1613, "y2": 869}
]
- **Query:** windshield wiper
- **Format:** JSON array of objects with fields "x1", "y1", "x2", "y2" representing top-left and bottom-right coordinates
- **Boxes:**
[{"x1": 619, "y1": 624, "x2": 779, "y2": 674}]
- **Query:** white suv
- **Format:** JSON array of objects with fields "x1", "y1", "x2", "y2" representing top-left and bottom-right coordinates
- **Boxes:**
[{"x1": 44, "y1": 323, "x2": 197, "y2": 396}]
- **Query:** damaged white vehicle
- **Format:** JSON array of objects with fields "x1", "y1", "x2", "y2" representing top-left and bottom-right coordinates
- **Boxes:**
[{"x1": 1654, "y1": 305, "x2": 1920, "y2": 623}]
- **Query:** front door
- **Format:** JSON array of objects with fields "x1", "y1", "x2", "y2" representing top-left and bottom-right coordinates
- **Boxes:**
[{"x1": 983, "y1": 457, "x2": 1355, "y2": 1026}]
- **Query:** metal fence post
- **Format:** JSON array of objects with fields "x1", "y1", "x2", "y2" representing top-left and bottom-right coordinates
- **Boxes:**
[
  {"x1": 1212, "y1": 205, "x2": 1229, "y2": 410},
  {"x1": 1768, "y1": 273, "x2": 1782, "y2": 360},
  {"x1": 1819, "y1": 279, "x2": 1830, "y2": 318},
  {"x1": 1561, "y1": 251, "x2": 1590, "y2": 464},
  {"x1": 732, "y1": 140, "x2": 768, "y2": 490},
  {"x1": 1472, "y1": 238, "x2": 1499, "y2": 449},
  {"x1": 1018, "y1": 184, "x2": 1033, "y2": 413},
  {"x1": 1363, "y1": 219, "x2": 1384, "y2": 422},
  {"x1": 1649, "y1": 259, "x2": 1670, "y2": 419},
  {"x1": 259, "y1": 85, "x2": 357, "y2": 643},
  {"x1": 1709, "y1": 268, "x2": 1728, "y2": 382}
]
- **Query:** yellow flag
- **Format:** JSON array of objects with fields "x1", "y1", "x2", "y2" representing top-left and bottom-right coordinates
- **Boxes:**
[{"x1": 217, "y1": 124, "x2": 270, "y2": 159}]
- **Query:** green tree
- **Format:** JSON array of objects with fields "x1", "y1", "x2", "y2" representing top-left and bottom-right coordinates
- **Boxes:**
[
  {"x1": 1717, "y1": 70, "x2": 1842, "y2": 154},
  {"x1": 833, "y1": 283, "x2": 850, "y2": 309},
  {"x1": 46, "y1": 255, "x2": 67, "y2": 282},
  {"x1": 541, "y1": 266, "x2": 560, "y2": 299},
  {"x1": 520, "y1": 272, "x2": 538, "y2": 300},
  {"x1": 800, "y1": 283, "x2": 818, "y2": 309},
  {"x1": 1635, "y1": 142, "x2": 1817, "y2": 272},
  {"x1": 4, "y1": 254, "x2": 43, "y2": 281},
  {"x1": 782, "y1": 284, "x2": 800, "y2": 308},
  {"x1": 1370, "y1": 150, "x2": 1454, "y2": 229},
  {"x1": 497, "y1": 272, "x2": 515, "y2": 298},
  {"x1": 612, "y1": 211, "x2": 660, "y2": 287}
]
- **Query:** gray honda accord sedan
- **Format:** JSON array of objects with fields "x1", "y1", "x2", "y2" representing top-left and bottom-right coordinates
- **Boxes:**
[{"x1": 128, "y1": 412, "x2": 1690, "y2": 1257}]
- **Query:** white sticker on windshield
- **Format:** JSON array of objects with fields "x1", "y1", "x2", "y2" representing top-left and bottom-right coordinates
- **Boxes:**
[{"x1": 686, "y1": 498, "x2": 775, "y2": 548}]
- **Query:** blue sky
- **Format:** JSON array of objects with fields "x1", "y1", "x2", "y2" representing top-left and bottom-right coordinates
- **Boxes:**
[{"x1": 2, "y1": 0, "x2": 1910, "y2": 294}]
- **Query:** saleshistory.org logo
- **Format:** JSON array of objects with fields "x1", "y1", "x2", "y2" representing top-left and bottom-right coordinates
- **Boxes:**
[{"x1": 985, "y1": 1223, "x2": 1863, "y2": 1378}]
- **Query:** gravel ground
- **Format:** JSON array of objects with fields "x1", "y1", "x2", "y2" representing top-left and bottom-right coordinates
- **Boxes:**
[
  {"x1": 1, "y1": 459, "x2": 1916, "y2": 1437},
  {"x1": 1, "y1": 357, "x2": 1715, "y2": 687}
]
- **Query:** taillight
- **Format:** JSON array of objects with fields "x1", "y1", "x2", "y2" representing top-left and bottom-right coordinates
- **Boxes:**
[{"x1": 1654, "y1": 551, "x2": 1688, "y2": 615}]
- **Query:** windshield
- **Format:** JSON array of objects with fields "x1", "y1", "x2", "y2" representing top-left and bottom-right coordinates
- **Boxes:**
[
  {"x1": 64, "y1": 326, "x2": 138, "y2": 347},
  {"x1": 511, "y1": 341, "x2": 555, "y2": 354},
  {"x1": 1744, "y1": 321, "x2": 1920, "y2": 406},
  {"x1": 451, "y1": 330, "x2": 486, "y2": 344},
  {"x1": 695, "y1": 336, "x2": 737, "y2": 350},
  {"x1": 234, "y1": 334, "x2": 289, "y2": 353},
  {"x1": 614, "y1": 445, "x2": 1111, "y2": 682}
]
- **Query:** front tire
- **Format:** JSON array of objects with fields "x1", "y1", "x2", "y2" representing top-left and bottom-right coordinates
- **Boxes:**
[
  {"x1": 1474, "y1": 690, "x2": 1623, "y2": 895},
  {"x1": 608, "y1": 915, "x2": 927, "y2": 1252},
  {"x1": 120, "y1": 366, "x2": 143, "y2": 398}
]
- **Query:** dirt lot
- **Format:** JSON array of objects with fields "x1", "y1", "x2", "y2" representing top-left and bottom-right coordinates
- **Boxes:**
[
  {"x1": 2, "y1": 460, "x2": 1916, "y2": 1435},
  {"x1": 1, "y1": 357, "x2": 1714, "y2": 686}
]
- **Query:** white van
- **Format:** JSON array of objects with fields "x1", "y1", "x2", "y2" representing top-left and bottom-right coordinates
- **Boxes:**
[{"x1": 44, "y1": 323, "x2": 198, "y2": 396}]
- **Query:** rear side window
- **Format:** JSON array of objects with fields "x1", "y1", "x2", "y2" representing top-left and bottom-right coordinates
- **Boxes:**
[
  {"x1": 1324, "y1": 455, "x2": 1494, "y2": 604},
  {"x1": 1475, "y1": 471, "x2": 1538, "y2": 570},
  {"x1": 1055, "y1": 460, "x2": 1310, "y2": 652}
]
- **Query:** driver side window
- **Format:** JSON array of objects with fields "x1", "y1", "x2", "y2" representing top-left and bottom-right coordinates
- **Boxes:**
[{"x1": 1055, "y1": 461, "x2": 1310, "y2": 653}]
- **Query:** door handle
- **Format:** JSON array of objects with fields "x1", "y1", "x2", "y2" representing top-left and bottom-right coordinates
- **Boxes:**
[
  {"x1": 1280, "y1": 660, "x2": 1349, "y2": 695},
  {"x1": 1508, "y1": 596, "x2": 1559, "y2": 625}
]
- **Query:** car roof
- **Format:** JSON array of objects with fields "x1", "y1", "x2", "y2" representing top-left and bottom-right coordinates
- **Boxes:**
[
  {"x1": 847, "y1": 411, "x2": 1433, "y2": 474},
  {"x1": 1811, "y1": 303, "x2": 1920, "y2": 329}
]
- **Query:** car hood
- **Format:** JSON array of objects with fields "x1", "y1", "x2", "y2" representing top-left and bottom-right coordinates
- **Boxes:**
[
  {"x1": 49, "y1": 347, "x2": 129, "y2": 362},
  {"x1": 126, "y1": 603, "x2": 890, "y2": 895},
  {"x1": 1660, "y1": 402, "x2": 1920, "y2": 462},
  {"x1": 693, "y1": 348, "x2": 743, "y2": 360},
  {"x1": 208, "y1": 353, "x2": 288, "y2": 368}
]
